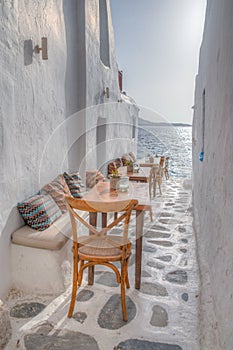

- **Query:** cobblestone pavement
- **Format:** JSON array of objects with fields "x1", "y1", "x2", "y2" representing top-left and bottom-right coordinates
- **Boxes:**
[{"x1": 5, "y1": 178, "x2": 200, "y2": 350}]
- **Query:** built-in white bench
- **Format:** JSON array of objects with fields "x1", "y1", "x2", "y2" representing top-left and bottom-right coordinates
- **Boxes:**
[
  {"x1": 10, "y1": 169, "x2": 104, "y2": 296},
  {"x1": 11, "y1": 213, "x2": 72, "y2": 295}
]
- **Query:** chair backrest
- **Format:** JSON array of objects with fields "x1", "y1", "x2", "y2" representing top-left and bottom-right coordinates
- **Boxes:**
[
  {"x1": 149, "y1": 165, "x2": 162, "y2": 195},
  {"x1": 65, "y1": 197, "x2": 138, "y2": 244},
  {"x1": 164, "y1": 156, "x2": 169, "y2": 167},
  {"x1": 160, "y1": 156, "x2": 165, "y2": 167},
  {"x1": 149, "y1": 164, "x2": 162, "y2": 177}
]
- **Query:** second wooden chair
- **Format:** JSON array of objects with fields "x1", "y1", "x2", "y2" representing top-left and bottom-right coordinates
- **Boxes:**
[{"x1": 149, "y1": 164, "x2": 163, "y2": 197}]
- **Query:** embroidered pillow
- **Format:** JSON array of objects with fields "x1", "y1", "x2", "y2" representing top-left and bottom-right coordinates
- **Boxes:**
[
  {"x1": 63, "y1": 172, "x2": 85, "y2": 198},
  {"x1": 42, "y1": 174, "x2": 71, "y2": 213},
  {"x1": 17, "y1": 193, "x2": 62, "y2": 231}
]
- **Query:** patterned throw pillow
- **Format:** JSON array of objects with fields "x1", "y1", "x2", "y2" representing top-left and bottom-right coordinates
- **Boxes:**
[
  {"x1": 63, "y1": 172, "x2": 85, "y2": 198},
  {"x1": 129, "y1": 151, "x2": 137, "y2": 162},
  {"x1": 86, "y1": 169, "x2": 106, "y2": 188},
  {"x1": 107, "y1": 158, "x2": 123, "y2": 175},
  {"x1": 121, "y1": 154, "x2": 132, "y2": 166},
  {"x1": 42, "y1": 174, "x2": 71, "y2": 213},
  {"x1": 17, "y1": 193, "x2": 62, "y2": 231}
]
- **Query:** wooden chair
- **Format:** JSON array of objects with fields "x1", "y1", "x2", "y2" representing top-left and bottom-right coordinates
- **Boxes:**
[
  {"x1": 149, "y1": 164, "x2": 163, "y2": 197},
  {"x1": 65, "y1": 197, "x2": 138, "y2": 321},
  {"x1": 159, "y1": 156, "x2": 165, "y2": 168},
  {"x1": 163, "y1": 157, "x2": 170, "y2": 180}
]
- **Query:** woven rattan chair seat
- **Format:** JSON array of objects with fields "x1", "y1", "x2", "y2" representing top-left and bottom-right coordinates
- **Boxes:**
[{"x1": 78, "y1": 235, "x2": 131, "y2": 258}]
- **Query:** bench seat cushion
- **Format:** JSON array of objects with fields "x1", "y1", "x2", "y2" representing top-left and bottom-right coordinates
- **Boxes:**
[{"x1": 11, "y1": 213, "x2": 71, "y2": 251}]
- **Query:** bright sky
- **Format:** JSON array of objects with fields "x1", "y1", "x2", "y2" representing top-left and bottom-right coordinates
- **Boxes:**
[{"x1": 110, "y1": 0, "x2": 207, "y2": 124}]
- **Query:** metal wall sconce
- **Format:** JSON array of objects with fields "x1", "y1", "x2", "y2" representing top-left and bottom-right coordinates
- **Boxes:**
[
  {"x1": 103, "y1": 87, "x2": 110, "y2": 98},
  {"x1": 35, "y1": 37, "x2": 48, "y2": 60}
]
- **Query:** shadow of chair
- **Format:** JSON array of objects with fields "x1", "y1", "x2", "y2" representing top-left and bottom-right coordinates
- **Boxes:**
[{"x1": 65, "y1": 197, "x2": 138, "y2": 321}]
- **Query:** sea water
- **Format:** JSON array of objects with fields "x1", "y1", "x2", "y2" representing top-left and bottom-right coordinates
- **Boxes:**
[{"x1": 137, "y1": 125, "x2": 192, "y2": 178}]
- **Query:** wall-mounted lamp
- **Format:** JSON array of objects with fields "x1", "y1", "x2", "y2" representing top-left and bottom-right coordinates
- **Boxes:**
[
  {"x1": 35, "y1": 37, "x2": 48, "y2": 60},
  {"x1": 103, "y1": 87, "x2": 110, "y2": 98}
]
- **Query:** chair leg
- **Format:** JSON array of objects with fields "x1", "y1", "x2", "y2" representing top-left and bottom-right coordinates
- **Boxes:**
[
  {"x1": 68, "y1": 251, "x2": 79, "y2": 318},
  {"x1": 149, "y1": 178, "x2": 152, "y2": 200},
  {"x1": 158, "y1": 180, "x2": 162, "y2": 195},
  {"x1": 88, "y1": 265, "x2": 95, "y2": 285},
  {"x1": 150, "y1": 207, "x2": 153, "y2": 222},
  {"x1": 125, "y1": 258, "x2": 130, "y2": 289},
  {"x1": 121, "y1": 262, "x2": 128, "y2": 321},
  {"x1": 78, "y1": 260, "x2": 84, "y2": 286},
  {"x1": 154, "y1": 180, "x2": 156, "y2": 197}
]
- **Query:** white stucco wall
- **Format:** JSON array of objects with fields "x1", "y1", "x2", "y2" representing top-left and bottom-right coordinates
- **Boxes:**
[
  {"x1": 84, "y1": 0, "x2": 138, "y2": 172},
  {"x1": 0, "y1": 0, "x2": 70, "y2": 298},
  {"x1": 193, "y1": 1, "x2": 233, "y2": 348},
  {"x1": 0, "y1": 0, "x2": 138, "y2": 298},
  {"x1": 62, "y1": 0, "x2": 138, "y2": 175}
]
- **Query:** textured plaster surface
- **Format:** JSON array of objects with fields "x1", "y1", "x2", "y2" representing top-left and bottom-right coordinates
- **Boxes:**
[
  {"x1": 84, "y1": 0, "x2": 138, "y2": 171},
  {"x1": 10, "y1": 223, "x2": 72, "y2": 295},
  {"x1": 0, "y1": 0, "x2": 138, "y2": 299},
  {"x1": 0, "y1": 0, "x2": 68, "y2": 298},
  {"x1": 5, "y1": 179, "x2": 200, "y2": 350},
  {"x1": 193, "y1": 0, "x2": 233, "y2": 348}
]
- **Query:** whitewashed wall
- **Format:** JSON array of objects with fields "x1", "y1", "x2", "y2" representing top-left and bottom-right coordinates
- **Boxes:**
[
  {"x1": 0, "y1": 0, "x2": 69, "y2": 298},
  {"x1": 0, "y1": 0, "x2": 138, "y2": 298},
  {"x1": 62, "y1": 0, "x2": 138, "y2": 175},
  {"x1": 193, "y1": 1, "x2": 233, "y2": 348},
  {"x1": 84, "y1": 0, "x2": 138, "y2": 173}
]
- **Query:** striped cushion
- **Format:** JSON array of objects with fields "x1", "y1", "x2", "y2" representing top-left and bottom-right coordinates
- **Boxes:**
[
  {"x1": 63, "y1": 172, "x2": 85, "y2": 198},
  {"x1": 17, "y1": 194, "x2": 62, "y2": 231}
]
